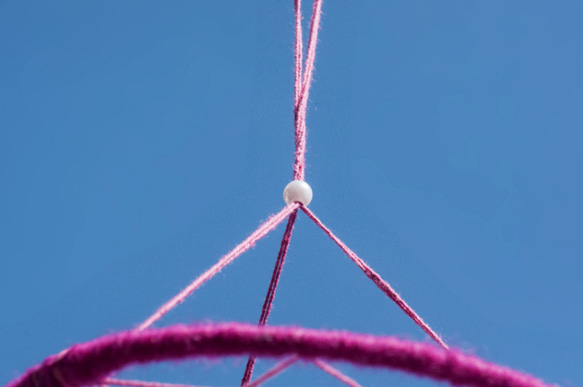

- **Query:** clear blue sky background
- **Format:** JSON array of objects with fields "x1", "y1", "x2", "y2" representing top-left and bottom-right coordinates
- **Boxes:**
[{"x1": 1, "y1": 1, "x2": 582, "y2": 386}]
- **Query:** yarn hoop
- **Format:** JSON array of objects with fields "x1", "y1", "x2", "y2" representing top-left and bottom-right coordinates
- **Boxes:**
[{"x1": 6, "y1": 323, "x2": 552, "y2": 387}]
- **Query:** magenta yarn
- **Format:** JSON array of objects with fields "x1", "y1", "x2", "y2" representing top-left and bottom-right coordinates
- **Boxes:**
[
  {"x1": 293, "y1": 0, "x2": 323, "y2": 181},
  {"x1": 7, "y1": 322, "x2": 552, "y2": 387},
  {"x1": 136, "y1": 203, "x2": 299, "y2": 331},
  {"x1": 240, "y1": 210, "x2": 298, "y2": 385},
  {"x1": 246, "y1": 356, "x2": 298, "y2": 387},
  {"x1": 313, "y1": 359, "x2": 362, "y2": 387},
  {"x1": 301, "y1": 205, "x2": 448, "y2": 349},
  {"x1": 104, "y1": 378, "x2": 206, "y2": 387}
]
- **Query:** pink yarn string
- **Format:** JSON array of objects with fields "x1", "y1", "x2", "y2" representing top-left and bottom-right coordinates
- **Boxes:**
[
  {"x1": 312, "y1": 360, "x2": 362, "y2": 387},
  {"x1": 241, "y1": 210, "x2": 298, "y2": 385},
  {"x1": 246, "y1": 355, "x2": 359, "y2": 387},
  {"x1": 293, "y1": 0, "x2": 303, "y2": 109},
  {"x1": 246, "y1": 356, "x2": 298, "y2": 387},
  {"x1": 293, "y1": 0, "x2": 323, "y2": 181},
  {"x1": 240, "y1": 211, "x2": 361, "y2": 387},
  {"x1": 300, "y1": 205, "x2": 449, "y2": 350},
  {"x1": 299, "y1": 0, "x2": 323, "y2": 104},
  {"x1": 137, "y1": 203, "x2": 300, "y2": 331},
  {"x1": 7, "y1": 323, "x2": 553, "y2": 387},
  {"x1": 257, "y1": 211, "x2": 297, "y2": 327},
  {"x1": 103, "y1": 379, "x2": 207, "y2": 387}
]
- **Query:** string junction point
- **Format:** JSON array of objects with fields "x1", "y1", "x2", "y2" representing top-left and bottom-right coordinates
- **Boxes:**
[{"x1": 283, "y1": 180, "x2": 313, "y2": 206}]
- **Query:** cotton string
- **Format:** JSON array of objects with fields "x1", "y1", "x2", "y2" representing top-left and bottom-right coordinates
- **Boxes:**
[
  {"x1": 103, "y1": 357, "x2": 300, "y2": 387},
  {"x1": 312, "y1": 360, "x2": 362, "y2": 387},
  {"x1": 240, "y1": 210, "x2": 298, "y2": 385},
  {"x1": 8, "y1": 323, "x2": 552, "y2": 387},
  {"x1": 293, "y1": 0, "x2": 303, "y2": 110},
  {"x1": 293, "y1": 0, "x2": 323, "y2": 181},
  {"x1": 137, "y1": 203, "x2": 299, "y2": 331},
  {"x1": 103, "y1": 379, "x2": 206, "y2": 387},
  {"x1": 300, "y1": 205, "x2": 449, "y2": 350},
  {"x1": 246, "y1": 356, "x2": 298, "y2": 387},
  {"x1": 257, "y1": 212, "x2": 298, "y2": 327}
]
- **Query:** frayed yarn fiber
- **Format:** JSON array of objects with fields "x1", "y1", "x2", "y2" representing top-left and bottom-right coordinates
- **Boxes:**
[{"x1": 7, "y1": 323, "x2": 552, "y2": 387}]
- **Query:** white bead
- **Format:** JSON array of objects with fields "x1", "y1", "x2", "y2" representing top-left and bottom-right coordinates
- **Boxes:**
[{"x1": 283, "y1": 180, "x2": 313, "y2": 206}]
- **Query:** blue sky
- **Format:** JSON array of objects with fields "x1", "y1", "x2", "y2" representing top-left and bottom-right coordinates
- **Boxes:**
[{"x1": 1, "y1": 1, "x2": 582, "y2": 386}]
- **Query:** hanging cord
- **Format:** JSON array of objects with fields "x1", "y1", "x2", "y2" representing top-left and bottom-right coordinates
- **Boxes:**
[{"x1": 293, "y1": 0, "x2": 323, "y2": 181}]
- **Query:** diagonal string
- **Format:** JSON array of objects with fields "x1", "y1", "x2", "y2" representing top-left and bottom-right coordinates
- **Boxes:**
[
  {"x1": 293, "y1": 0, "x2": 324, "y2": 181},
  {"x1": 240, "y1": 210, "x2": 298, "y2": 386},
  {"x1": 137, "y1": 203, "x2": 299, "y2": 331},
  {"x1": 312, "y1": 360, "x2": 362, "y2": 387},
  {"x1": 300, "y1": 205, "x2": 449, "y2": 350},
  {"x1": 257, "y1": 211, "x2": 298, "y2": 327},
  {"x1": 104, "y1": 379, "x2": 208, "y2": 387},
  {"x1": 246, "y1": 356, "x2": 298, "y2": 387}
]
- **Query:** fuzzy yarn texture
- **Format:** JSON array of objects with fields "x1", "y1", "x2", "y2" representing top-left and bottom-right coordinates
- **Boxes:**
[
  {"x1": 300, "y1": 205, "x2": 448, "y2": 349},
  {"x1": 136, "y1": 203, "x2": 299, "y2": 332},
  {"x1": 104, "y1": 378, "x2": 209, "y2": 387},
  {"x1": 7, "y1": 322, "x2": 552, "y2": 387},
  {"x1": 292, "y1": 0, "x2": 322, "y2": 181},
  {"x1": 246, "y1": 356, "x2": 298, "y2": 387},
  {"x1": 4, "y1": 0, "x2": 555, "y2": 385},
  {"x1": 240, "y1": 210, "x2": 298, "y2": 385},
  {"x1": 313, "y1": 358, "x2": 362, "y2": 387}
]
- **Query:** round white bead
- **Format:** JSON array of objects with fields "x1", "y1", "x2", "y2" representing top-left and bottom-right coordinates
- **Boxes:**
[{"x1": 283, "y1": 180, "x2": 313, "y2": 206}]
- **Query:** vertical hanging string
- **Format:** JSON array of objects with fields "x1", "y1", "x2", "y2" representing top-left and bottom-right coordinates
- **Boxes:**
[
  {"x1": 293, "y1": 0, "x2": 303, "y2": 109},
  {"x1": 293, "y1": 0, "x2": 323, "y2": 181}
]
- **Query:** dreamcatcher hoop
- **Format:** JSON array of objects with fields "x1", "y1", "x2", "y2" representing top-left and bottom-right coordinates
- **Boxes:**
[{"x1": 7, "y1": 323, "x2": 551, "y2": 387}]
